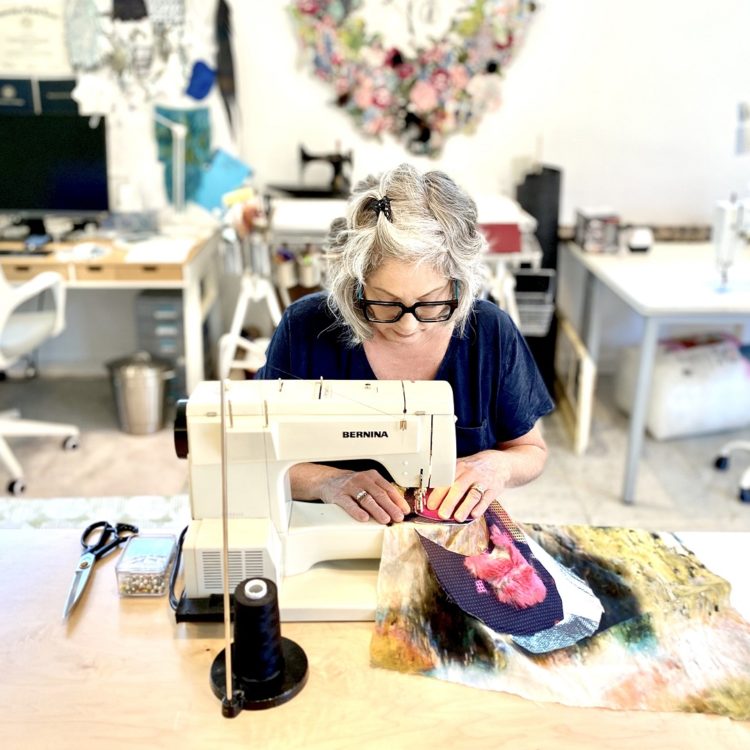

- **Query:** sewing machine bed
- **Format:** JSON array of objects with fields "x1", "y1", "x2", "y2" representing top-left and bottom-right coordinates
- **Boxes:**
[{"x1": 176, "y1": 558, "x2": 379, "y2": 622}]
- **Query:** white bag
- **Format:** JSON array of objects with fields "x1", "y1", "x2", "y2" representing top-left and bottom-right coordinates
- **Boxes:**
[{"x1": 614, "y1": 339, "x2": 750, "y2": 440}]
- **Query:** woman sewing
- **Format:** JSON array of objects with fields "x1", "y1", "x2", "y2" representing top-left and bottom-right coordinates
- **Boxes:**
[{"x1": 257, "y1": 163, "x2": 554, "y2": 524}]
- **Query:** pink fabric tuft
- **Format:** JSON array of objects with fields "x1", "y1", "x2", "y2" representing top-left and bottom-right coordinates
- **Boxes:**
[
  {"x1": 464, "y1": 552, "x2": 514, "y2": 582},
  {"x1": 463, "y1": 525, "x2": 547, "y2": 608}
]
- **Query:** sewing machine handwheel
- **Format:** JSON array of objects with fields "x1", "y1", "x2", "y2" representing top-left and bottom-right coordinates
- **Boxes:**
[{"x1": 174, "y1": 399, "x2": 189, "y2": 458}]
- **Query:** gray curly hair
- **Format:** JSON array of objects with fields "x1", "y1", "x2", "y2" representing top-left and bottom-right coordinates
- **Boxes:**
[{"x1": 325, "y1": 163, "x2": 487, "y2": 344}]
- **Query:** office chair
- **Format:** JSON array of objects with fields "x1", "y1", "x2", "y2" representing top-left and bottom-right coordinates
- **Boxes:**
[
  {"x1": 0, "y1": 268, "x2": 80, "y2": 495},
  {"x1": 714, "y1": 441, "x2": 750, "y2": 503}
]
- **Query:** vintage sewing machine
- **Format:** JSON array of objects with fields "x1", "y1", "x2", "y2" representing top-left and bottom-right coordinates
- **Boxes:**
[
  {"x1": 299, "y1": 145, "x2": 352, "y2": 196},
  {"x1": 267, "y1": 145, "x2": 353, "y2": 198},
  {"x1": 174, "y1": 378, "x2": 456, "y2": 621}
]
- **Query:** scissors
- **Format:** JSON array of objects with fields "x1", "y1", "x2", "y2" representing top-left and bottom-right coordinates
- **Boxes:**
[{"x1": 62, "y1": 520, "x2": 139, "y2": 620}]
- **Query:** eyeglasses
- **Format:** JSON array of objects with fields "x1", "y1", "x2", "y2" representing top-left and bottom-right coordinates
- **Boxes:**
[{"x1": 356, "y1": 281, "x2": 459, "y2": 323}]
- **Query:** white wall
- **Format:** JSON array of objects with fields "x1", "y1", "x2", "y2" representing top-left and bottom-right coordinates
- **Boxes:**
[
  {"x1": 230, "y1": 0, "x2": 750, "y2": 226},
  {"x1": 10, "y1": 1, "x2": 750, "y2": 375},
  {"x1": 227, "y1": 0, "x2": 750, "y2": 372}
]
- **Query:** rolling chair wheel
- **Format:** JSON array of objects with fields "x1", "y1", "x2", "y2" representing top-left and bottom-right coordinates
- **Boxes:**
[
  {"x1": 714, "y1": 456, "x2": 729, "y2": 471},
  {"x1": 7, "y1": 479, "x2": 26, "y2": 496},
  {"x1": 62, "y1": 436, "x2": 80, "y2": 451},
  {"x1": 741, "y1": 488, "x2": 750, "y2": 504}
]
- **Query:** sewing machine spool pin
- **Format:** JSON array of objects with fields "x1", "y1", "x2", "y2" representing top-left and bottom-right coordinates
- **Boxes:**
[
  {"x1": 210, "y1": 577, "x2": 308, "y2": 713},
  {"x1": 219, "y1": 379, "x2": 239, "y2": 715},
  {"x1": 213, "y1": 381, "x2": 307, "y2": 715}
]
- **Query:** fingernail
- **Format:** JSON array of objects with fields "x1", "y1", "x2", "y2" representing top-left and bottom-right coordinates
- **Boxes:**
[{"x1": 394, "y1": 513, "x2": 404, "y2": 523}]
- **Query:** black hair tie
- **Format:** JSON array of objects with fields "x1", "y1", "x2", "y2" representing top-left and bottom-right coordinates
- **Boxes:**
[{"x1": 370, "y1": 196, "x2": 393, "y2": 223}]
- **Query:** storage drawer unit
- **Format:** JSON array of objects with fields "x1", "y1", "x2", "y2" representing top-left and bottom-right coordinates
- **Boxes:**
[{"x1": 136, "y1": 291, "x2": 186, "y2": 401}]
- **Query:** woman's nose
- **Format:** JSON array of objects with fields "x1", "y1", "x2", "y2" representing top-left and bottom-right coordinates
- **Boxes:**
[{"x1": 394, "y1": 311, "x2": 420, "y2": 334}]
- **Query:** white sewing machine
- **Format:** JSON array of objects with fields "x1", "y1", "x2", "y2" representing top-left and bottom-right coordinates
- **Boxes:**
[{"x1": 175, "y1": 378, "x2": 456, "y2": 621}]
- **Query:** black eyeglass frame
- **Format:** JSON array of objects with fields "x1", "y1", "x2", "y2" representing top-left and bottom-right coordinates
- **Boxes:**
[{"x1": 356, "y1": 280, "x2": 460, "y2": 324}]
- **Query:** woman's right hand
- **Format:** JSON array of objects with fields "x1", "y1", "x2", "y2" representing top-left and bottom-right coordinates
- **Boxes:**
[{"x1": 317, "y1": 469, "x2": 411, "y2": 524}]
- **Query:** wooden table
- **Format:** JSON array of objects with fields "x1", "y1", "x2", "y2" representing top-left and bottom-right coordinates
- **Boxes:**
[
  {"x1": 563, "y1": 241, "x2": 750, "y2": 504},
  {"x1": 0, "y1": 233, "x2": 219, "y2": 392},
  {"x1": 1, "y1": 529, "x2": 748, "y2": 750}
]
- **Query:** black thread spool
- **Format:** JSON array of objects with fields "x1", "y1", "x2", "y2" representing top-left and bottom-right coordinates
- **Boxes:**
[{"x1": 210, "y1": 578, "x2": 308, "y2": 713}]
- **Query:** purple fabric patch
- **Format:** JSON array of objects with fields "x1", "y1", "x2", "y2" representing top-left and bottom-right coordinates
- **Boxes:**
[{"x1": 417, "y1": 505, "x2": 563, "y2": 636}]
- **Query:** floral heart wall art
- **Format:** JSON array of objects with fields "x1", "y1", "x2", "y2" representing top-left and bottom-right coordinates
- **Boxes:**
[{"x1": 289, "y1": 0, "x2": 538, "y2": 156}]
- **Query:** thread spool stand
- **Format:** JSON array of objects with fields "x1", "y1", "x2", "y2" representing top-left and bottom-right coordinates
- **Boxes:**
[
  {"x1": 211, "y1": 380, "x2": 308, "y2": 717},
  {"x1": 210, "y1": 577, "x2": 308, "y2": 714}
]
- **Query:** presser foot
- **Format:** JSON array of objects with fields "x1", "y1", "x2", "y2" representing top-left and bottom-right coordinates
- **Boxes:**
[{"x1": 402, "y1": 488, "x2": 476, "y2": 525}]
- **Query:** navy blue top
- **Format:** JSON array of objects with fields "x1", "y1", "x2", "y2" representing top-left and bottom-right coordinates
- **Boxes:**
[{"x1": 256, "y1": 293, "x2": 554, "y2": 458}]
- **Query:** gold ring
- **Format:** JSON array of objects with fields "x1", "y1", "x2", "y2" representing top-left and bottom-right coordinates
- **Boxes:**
[
  {"x1": 470, "y1": 483, "x2": 486, "y2": 495},
  {"x1": 355, "y1": 489, "x2": 369, "y2": 504}
]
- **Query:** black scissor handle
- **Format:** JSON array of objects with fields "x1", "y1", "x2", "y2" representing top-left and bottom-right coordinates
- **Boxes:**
[
  {"x1": 114, "y1": 522, "x2": 139, "y2": 537},
  {"x1": 81, "y1": 520, "x2": 139, "y2": 559}
]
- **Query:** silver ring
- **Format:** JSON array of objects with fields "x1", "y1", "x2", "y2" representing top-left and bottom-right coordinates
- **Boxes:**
[
  {"x1": 470, "y1": 483, "x2": 486, "y2": 495},
  {"x1": 354, "y1": 489, "x2": 369, "y2": 504}
]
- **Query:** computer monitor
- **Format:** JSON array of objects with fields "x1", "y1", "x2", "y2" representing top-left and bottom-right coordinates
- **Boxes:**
[{"x1": 0, "y1": 113, "x2": 109, "y2": 231}]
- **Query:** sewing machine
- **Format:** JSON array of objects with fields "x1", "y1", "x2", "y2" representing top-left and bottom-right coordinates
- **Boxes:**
[
  {"x1": 299, "y1": 145, "x2": 352, "y2": 196},
  {"x1": 174, "y1": 378, "x2": 456, "y2": 621},
  {"x1": 267, "y1": 146, "x2": 353, "y2": 198}
]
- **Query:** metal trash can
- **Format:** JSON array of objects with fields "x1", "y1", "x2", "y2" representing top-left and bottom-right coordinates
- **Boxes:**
[{"x1": 107, "y1": 351, "x2": 175, "y2": 435}]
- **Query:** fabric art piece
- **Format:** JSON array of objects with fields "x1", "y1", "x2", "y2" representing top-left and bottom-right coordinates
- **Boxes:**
[
  {"x1": 65, "y1": 0, "x2": 107, "y2": 71},
  {"x1": 154, "y1": 105, "x2": 212, "y2": 203},
  {"x1": 371, "y1": 510, "x2": 750, "y2": 720},
  {"x1": 416, "y1": 502, "x2": 603, "y2": 652},
  {"x1": 288, "y1": 0, "x2": 537, "y2": 156},
  {"x1": 64, "y1": 0, "x2": 190, "y2": 112}
]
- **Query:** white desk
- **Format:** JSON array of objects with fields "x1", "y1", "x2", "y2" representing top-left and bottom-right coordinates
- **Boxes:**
[
  {"x1": 0, "y1": 232, "x2": 220, "y2": 394},
  {"x1": 564, "y1": 241, "x2": 750, "y2": 504}
]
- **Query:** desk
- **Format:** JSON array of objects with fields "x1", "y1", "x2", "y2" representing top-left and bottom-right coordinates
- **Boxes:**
[
  {"x1": 564, "y1": 241, "x2": 750, "y2": 504},
  {"x1": 0, "y1": 233, "x2": 220, "y2": 393},
  {"x1": 1, "y1": 528, "x2": 748, "y2": 750}
]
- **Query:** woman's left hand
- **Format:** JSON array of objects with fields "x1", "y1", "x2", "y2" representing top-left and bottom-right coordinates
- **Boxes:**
[
  {"x1": 425, "y1": 424, "x2": 548, "y2": 522},
  {"x1": 425, "y1": 451, "x2": 510, "y2": 522}
]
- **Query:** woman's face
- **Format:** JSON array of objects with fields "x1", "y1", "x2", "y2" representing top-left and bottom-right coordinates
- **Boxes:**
[{"x1": 362, "y1": 258, "x2": 454, "y2": 345}]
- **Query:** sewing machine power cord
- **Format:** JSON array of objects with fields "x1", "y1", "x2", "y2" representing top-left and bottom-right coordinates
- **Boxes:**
[{"x1": 169, "y1": 526, "x2": 189, "y2": 611}]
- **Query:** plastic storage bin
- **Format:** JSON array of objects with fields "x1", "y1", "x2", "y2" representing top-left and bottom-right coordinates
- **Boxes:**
[{"x1": 513, "y1": 269, "x2": 556, "y2": 337}]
